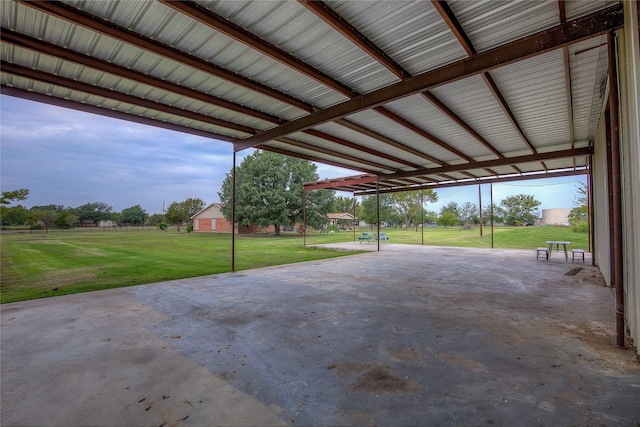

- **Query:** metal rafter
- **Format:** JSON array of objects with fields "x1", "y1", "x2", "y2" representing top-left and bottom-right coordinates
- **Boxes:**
[
  {"x1": 357, "y1": 168, "x2": 588, "y2": 196},
  {"x1": 431, "y1": 0, "x2": 534, "y2": 171},
  {"x1": 19, "y1": 0, "x2": 314, "y2": 113},
  {"x1": 275, "y1": 137, "x2": 389, "y2": 172},
  {"x1": 334, "y1": 118, "x2": 444, "y2": 165},
  {"x1": 1, "y1": 86, "x2": 238, "y2": 143},
  {"x1": 234, "y1": 4, "x2": 624, "y2": 151},
  {"x1": 558, "y1": 1, "x2": 577, "y2": 167},
  {"x1": 298, "y1": 0, "x2": 410, "y2": 80},
  {"x1": 1, "y1": 28, "x2": 285, "y2": 125},
  {"x1": 384, "y1": 147, "x2": 592, "y2": 182},
  {"x1": 301, "y1": 0, "x2": 489, "y2": 169},
  {"x1": 302, "y1": 129, "x2": 420, "y2": 168},
  {"x1": 1, "y1": 61, "x2": 258, "y2": 135},
  {"x1": 160, "y1": 0, "x2": 357, "y2": 98}
]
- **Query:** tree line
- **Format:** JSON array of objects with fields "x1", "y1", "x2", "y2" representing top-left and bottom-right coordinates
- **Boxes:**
[{"x1": 1, "y1": 151, "x2": 586, "y2": 232}]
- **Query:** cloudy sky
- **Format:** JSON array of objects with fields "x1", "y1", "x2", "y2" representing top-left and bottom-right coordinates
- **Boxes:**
[{"x1": 1, "y1": 95, "x2": 585, "y2": 215}]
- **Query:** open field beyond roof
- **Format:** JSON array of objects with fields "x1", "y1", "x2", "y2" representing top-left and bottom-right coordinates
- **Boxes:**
[{"x1": 1, "y1": 226, "x2": 587, "y2": 303}]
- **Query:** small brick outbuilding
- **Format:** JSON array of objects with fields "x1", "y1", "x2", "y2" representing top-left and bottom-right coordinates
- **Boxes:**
[{"x1": 191, "y1": 203, "x2": 275, "y2": 234}]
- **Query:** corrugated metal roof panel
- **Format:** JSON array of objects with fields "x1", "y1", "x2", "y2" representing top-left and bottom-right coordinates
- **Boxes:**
[
  {"x1": 200, "y1": 0, "x2": 396, "y2": 95},
  {"x1": 288, "y1": 131, "x2": 412, "y2": 172},
  {"x1": 565, "y1": 0, "x2": 619, "y2": 20},
  {"x1": 74, "y1": 1, "x2": 349, "y2": 109},
  {"x1": 327, "y1": 1, "x2": 468, "y2": 76},
  {"x1": 312, "y1": 121, "x2": 431, "y2": 168},
  {"x1": 569, "y1": 37, "x2": 609, "y2": 142},
  {"x1": 384, "y1": 94, "x2": 493, "y2": 160},
  {"x1": 488, "y1": 49, "x2": 571, "y2": 149},
  {"x1": 429, "y1": 75, "x2": 528, "y2": 155},
  {"x1": 345, "y1": 109, "x2": 461, "y2": 165},
  {"x1": 450, "y1": 0, "x2": 559, "y2": 53}
]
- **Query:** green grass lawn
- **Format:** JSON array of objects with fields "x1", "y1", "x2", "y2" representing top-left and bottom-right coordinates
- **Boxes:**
[{"x1": 1, "y1": 225, "x2": 587, "y2": 303}]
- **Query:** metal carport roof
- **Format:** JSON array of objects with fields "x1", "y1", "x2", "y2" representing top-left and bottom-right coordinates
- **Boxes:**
[{"x1": 0, "y1": 0, "x2": 624, "y2": 192}]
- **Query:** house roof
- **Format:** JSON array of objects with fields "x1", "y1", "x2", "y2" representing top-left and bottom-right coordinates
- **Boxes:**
[
  {"x1": 328, "y1": 213, "x2": 355, "y2": 220},
  {"x1": 190, "y1": 202, "x2": 222, "y2": 219},
  {"x1": 1, "y1": 1, "x2": 623, "y2": 194}
]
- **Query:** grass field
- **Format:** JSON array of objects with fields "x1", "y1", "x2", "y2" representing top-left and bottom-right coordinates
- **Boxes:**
[{"x1": 1, "y1": 225, "x2": 587, "y2": 303}]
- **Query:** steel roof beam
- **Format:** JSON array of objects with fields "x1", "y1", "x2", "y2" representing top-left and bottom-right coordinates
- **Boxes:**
[
  {"x1": 1, "y1": 29, "x2": 285, "y2": 125},
  {"x1": 373, "y1": 107, "x2": 472, "y2": 162},
  {"x1": 382, "y1": 147, "x2": 592, "y2": 181},
  {"x1": 356, "y1": 168, "x2": 587, "y2": 196},
  {"x1": 19, "y1": 0, "x2": 314, "y2": 113},
  {"x1": 334, "y1": 119, "x2": 445, "y2": 165},
  {"x1": 161, "y1": 0, "x2": 357, "y2": 98},
  {"x1": 420, "y1": 91, "x2": 503, "y2": 159},
  {"x1": 276, "y1": 137, "x2": 395, "y2": 172},
  {"x1": 234, "y1": 4, "x2": 623, "y2": 151},
  {"x1": 302, "y1": 129, "x2": 420, "y2": 168},
  {"x1": 298, "y1": 0, "x2": 411, "y2": 80},
  {"x1": 432, "y1": 1, "x2": 529, "y2": 172},
  {"x1": 301, "y1": 1, "x2": 482, "y2": 167},
  {"x1": 1, "y1": 61, "x2": 257, "y2": 135},
  {"x1": 0, "y1": 86, "x2": 238, "y2": 143}
]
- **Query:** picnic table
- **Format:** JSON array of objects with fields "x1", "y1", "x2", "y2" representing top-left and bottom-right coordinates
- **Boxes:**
[
  {"x1": 358, "y1": 232, "x2": 390, "y2": 244},
  {"x1": 545, "y1": 240, "x2": 570, "y2": 261},
  {"x1": 358, "y1": 232, "x2": 374, "y2": 244}
]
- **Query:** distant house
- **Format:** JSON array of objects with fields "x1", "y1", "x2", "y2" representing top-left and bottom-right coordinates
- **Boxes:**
[
  {"x1": 190, "y1": 203, "x2": 275, "y2": 234},
  {"x1": 327, "y1": 213, "x2": 356, "y2": 229}
]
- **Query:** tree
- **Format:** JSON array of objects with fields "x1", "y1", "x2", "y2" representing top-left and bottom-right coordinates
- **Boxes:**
[
  {"x1": 331, "y1": 196, "x2": 356, "y2": 214},
  {"x1": 54, "y1": 210, "x2": 79, "y2": 229},
  {"x1": 438, "y1": 202, "x2": 460, "y2": 228},
  {"x1": 481, "y1": 203, "x2": 504, "y2": 225},
  {"x1": 568, "y1": 183, "x2": 588, "y2": 232},
  {"x1": 28, "y1": 209, "x2": 58, "y2": 232},
  {"x1": 121, "y1": 205, "x2": 147, "y2": 225},
  {"x1": 459, "y1": 202, "x2": 479, "y2": 226},
  {"x1": 219, "y1": 151, "x2": 332, "y2": 234},
  {"x1": 74, "y1": 202, "x2": 116, "y2": 225},
  {"x1": 500, "y1": 194, "x2": 541, "y2": 226},
  {"x1": 390, "y1": 189, "x2": 437, "y2": 230},
  {"x1": 1, "y1": 188, "x2": 31, "y2": 226},
  {"x1": 1, "y1": 188, "x2": 29, "y2": 205},
  {"x1": 165, "y1": 198, "x2": 205, "y2": 231},
  {"x1": 360, "y1": 194, "x2": 394, "y2": 228}
]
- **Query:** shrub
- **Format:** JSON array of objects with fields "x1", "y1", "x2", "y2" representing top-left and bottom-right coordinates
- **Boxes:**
[{"x1": 157, "y1": 222, "x2": 168, "y2": 231}]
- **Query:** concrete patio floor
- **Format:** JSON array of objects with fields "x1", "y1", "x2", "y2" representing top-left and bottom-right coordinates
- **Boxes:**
[{"x1": 1, "y1": 244, "x2": 639, "y2": 426}]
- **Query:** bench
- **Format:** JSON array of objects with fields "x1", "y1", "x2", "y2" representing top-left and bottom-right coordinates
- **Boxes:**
[
  {"x1": 537, "y1": 247, "x2": 549, "y2": 260},
  {"x1": 572, "y1": 249, "x2": 585, "y2": 263}
]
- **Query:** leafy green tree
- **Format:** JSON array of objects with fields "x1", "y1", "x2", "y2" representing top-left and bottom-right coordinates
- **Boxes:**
[
  {"x1": 73, "y1": 202, "x2": 116, "y2": 225},
  {"x1": 481, "y1": 203, "x2": 504, "y2": 225},
  {"x1": 1, "y1": 188, "x2": 29, "y2": 205},
  {"x1": 331, "y1": 196, "x2": 356, "y2": 214},
  {"x1": 165, "y1": 198, "x2": 205, "y2": 231},
  {"x1": 0, "y1": 188, "x2": 31, "y2": 226},
  {"x1": 459, "y1": 202, "x2": 479, "y2": 225},
  {"x1": 360, "y1": 194, "x2": 394, "y2": 228},
  {"x1": 568, "y1": 183, "x2": 588, "y2": 232},
  {"x1": 219, "y1": 151, "x2": 332, "y2": 234},
  {"x1": 390, "y1": 189, "x2": 437, "y2": 230},
  {"x1": 500, "y1": 194, "x2": 541, "y2": 226},
  {"x1": 146, "y1": 213, "x2": 164, "y2": 226},
  {"x1": 54, "y1": 210, "x2": 79, "y2": 229},
  {"x1": 438, "y1": 202, "x2": 460, "y2": 228},
  {"x1": 121, "y1": 205, "x2": 147, "y2": 225},
  {"x1": 28, "y1": 209, "x2": 58, "y2": 232},
  {"x1": 424, "y1": 210, "x2": 438, "y2": 225},
  {"x1": 1, "y1": 204, "x2": 29, "y2": 226}
]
